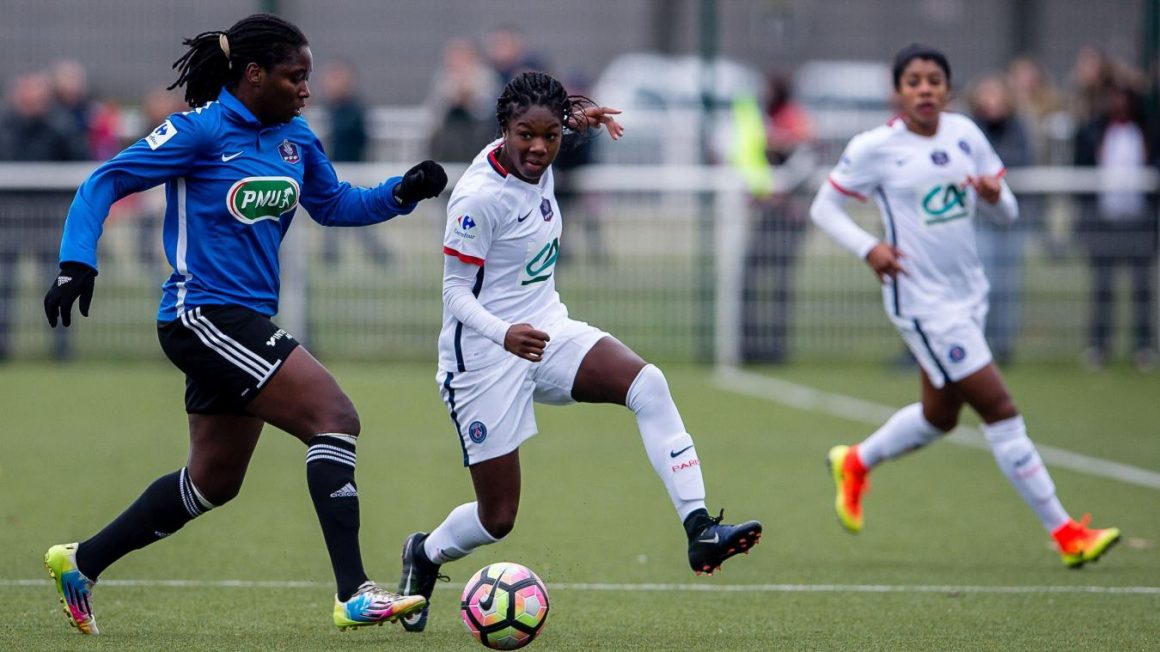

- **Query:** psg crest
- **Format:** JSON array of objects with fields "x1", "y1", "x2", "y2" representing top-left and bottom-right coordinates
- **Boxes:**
[
  {"x1": 278, "y1": 139, "x2": 300, "y2": 164},
  {"x1": 468, "y1": 421, "x2": 488, "y2": 443}
]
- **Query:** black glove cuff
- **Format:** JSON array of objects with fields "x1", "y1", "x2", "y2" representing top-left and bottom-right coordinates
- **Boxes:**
[
  {"x1": 392, "y1": 183, "x2": 410, "y2": 206},
  {"x1": 60, "y1": 261, "x2": 97, "y2": 277}
]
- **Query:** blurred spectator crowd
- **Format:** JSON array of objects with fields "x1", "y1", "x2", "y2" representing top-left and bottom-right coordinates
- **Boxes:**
[{"x1": 1, "y1": 42, "x2": 1158, "y2": 369}]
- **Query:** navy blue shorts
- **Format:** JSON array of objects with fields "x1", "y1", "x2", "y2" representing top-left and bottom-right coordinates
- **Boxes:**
[{"x1": 157, "y1": 305, "x2": 299, "y2": 414}]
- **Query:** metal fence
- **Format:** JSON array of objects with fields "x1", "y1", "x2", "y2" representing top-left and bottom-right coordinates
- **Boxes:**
[{"x1": 1, "y1": 162, "x2": 1156, "y2": 367}]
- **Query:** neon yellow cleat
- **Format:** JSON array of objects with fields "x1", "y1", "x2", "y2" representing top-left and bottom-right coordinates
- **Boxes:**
[
  {"x1": 333, "y1": 580, "x2": 427, "y2": 630},
  {"x1": 1053, "y1": 515, "x2": 1121, "y2": 568},
  {"x1": 827, "y1": 445, "x2": 868, "y2": 534},
  {"x1": 44, "y1": 543, "x2": 99, "y2": 635}
]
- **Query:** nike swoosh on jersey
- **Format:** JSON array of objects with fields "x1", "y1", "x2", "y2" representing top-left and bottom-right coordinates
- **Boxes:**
[
  {"x1": 670, "y1": 445, "x2": 695, "y2": 458},
  {"x1": 221, "y1": 151, "x2": 244, "y2": 162},
  {"x1": 517, "y1": 209, "x2": 533, "y2": 222}
]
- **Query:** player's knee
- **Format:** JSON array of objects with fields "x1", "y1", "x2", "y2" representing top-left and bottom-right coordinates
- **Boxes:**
[
  {"x1": 626, "y1": 363, "x2": 671, "y2": 412},
  {"x1": 480, "y1": 506, "x2": 518, "y2": 539},
  {"x1": 316, "y1": 395, "x2": 361, "y2": 437},
  {"x1": 190, "y1": 470, "x2": 242, "y2": 506},
  {"x1": 204, "y1": 480, "x2": 242, "y2": 506},
  {"x1": 922, "y1": 407, "x2": 958, "y2": 433},
  {"x1": 976, "y1": 395, "x2": 1018, "y2": 424},
  {"x1": 981, "y1": 401, "x2": 1019, "y2": 424}
]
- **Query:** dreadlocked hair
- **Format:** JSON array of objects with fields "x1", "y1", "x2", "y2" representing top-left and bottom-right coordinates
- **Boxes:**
[
  {"x1": 168, "y1": 13, "x2": 308, "y2": 108},
  {"x1": 495, "y1": 71, "x2": 599, "y2": 142}
]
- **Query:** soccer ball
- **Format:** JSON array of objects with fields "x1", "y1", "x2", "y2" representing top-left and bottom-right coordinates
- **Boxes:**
[{"x1": 460, "y1": 562, "x2": 550, "y2": 650}]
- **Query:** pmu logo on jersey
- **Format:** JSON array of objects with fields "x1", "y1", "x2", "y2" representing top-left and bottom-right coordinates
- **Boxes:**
[
  {"x1": 467, "y1": 421, "x2": 488, "y2": 443},
  {"x1": 919, "y1": 182, "x2": 969, "y2": 225},
  {"x1": 227, "y1": 177, "x2": 300, "y2": 224},
  {"x1": 948, "y1": 344, "x2": 967, "y2": 363},
  {"x1": 930, "y1": 149, "x2": 950, "y2": 166},
  {"x1": 520, "y1": 237, "x2": 559, "y2": 286},
  {"x1": 278, "y1": 139, "x2": 300, "y2": 164},
  {"x1": 539, "y1": 197, "x2": 554, "y2": 221}
]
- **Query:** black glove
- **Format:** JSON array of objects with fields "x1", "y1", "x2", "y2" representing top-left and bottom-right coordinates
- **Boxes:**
[
  {"x1": 44, "y1": 262, "x2": 97, "y2": 328},
  {"x1": 393, "y1": 160, "x2": 448, "y2": 204}
]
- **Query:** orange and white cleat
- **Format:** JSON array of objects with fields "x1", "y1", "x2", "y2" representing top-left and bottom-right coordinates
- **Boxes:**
[
  {"x1": 826, "y1": 445, "x2": 868, "y2": 534},
  {"x1": 1052, "y1": 515, "x2": 1121, "y2": 569}
]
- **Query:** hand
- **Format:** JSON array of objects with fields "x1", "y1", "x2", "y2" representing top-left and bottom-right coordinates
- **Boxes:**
[
  {"x1": 571, "y1": 106, "x2": 625, "y2": 141},
  {"x1": 44, "y1": 262, "x2": 97, "y2": 327},
  {"x1": 865, "y1": 242, "x2": 907, "y2": 283},
  {"x1": 393, "y1": 160, "x2": 448, "y2": 204},
  {"x1": 967, "y1": 175, "x2": 1001, "y2": 204},
  {"x1": 504, "y1": 323, "x2": 550, "y2": 362}
]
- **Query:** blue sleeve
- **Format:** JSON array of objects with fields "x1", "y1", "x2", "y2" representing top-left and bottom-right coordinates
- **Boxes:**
[
  {"x1": 59, "y1": 111, "x2": 204, "y2": 269},
  {"x1": 298, "y1": 134, "x2": 417, "y2": 226}
]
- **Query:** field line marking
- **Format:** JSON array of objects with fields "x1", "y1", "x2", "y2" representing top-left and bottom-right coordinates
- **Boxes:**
[
  {"x1": 713, "y1": 366, "x2": 1160, "y2": 491},
  {"x1": 4, "y1": 578, "x2": 1158, "y2": 594}
]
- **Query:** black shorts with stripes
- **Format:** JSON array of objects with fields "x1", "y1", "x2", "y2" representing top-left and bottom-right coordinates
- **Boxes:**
[{"x1": 157, "y1": 305, "x2": 299, "y2": 414}]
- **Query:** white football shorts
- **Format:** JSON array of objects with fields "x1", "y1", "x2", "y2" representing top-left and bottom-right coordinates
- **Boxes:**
[
  {"x1": 892, "y1": 303, "x2": 993, "y2": 389},
  {"x1": 436, "y1": 318, "x2": 610, "y2": 466}
]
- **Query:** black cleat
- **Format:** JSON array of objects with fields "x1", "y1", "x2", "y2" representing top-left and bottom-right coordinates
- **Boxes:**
[
  {"x1": 397, "y1": 532, "x2": 447, "y2": 632},
  {"x1": 686, "y1": 510, "x2": 762, "y2": 575}
]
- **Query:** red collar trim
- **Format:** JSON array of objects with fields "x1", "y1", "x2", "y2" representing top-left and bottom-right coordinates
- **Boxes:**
[{"x1": 487, "y1": 146, "x2": 509, "y2": 178}]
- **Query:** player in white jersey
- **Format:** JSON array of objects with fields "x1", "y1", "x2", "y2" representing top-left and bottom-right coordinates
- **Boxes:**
[
  {"x1": 811, "y1": 44, "x2": 1119, "y2": 567},
  {"x1": 396, "y1": 72, "x2": 762, "y2": 633}
]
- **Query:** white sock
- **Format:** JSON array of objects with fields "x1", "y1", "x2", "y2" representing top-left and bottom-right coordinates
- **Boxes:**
[
  {"x1": 982, "y1": 415, "x2": 1070, "y2": 532},
  {"x1": 626, "y1": 364, "x2": 707, "y2": 522},
  {"x1": 422, "y1": 502, "x2": 499, "y2": 565},
  {"x1": 858, "y1": 403, "x2": 944, "y2": 468}
]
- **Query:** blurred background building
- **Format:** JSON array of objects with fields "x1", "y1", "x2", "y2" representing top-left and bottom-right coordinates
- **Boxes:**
[{"x1": 0, "y1": 1, "x2": 1151, "y2": 106}]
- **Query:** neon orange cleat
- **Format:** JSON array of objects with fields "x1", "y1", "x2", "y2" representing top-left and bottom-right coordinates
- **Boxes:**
[
  {"x1": 1052, "y1": 515, "x2": 1121, "y2": 568},
  {"x1": 826, "y1": 445, "x2": 868, "y2": 534}
]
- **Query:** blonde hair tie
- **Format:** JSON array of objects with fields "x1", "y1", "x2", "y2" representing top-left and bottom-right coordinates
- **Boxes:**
[{"x1": 218, "y1": 33, "x2": 231, "y2": 63}]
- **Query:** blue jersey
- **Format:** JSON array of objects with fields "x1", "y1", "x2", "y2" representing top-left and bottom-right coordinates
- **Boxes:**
[{"x1": 59, "y1": 87, "x2": 416, "y2": 321}]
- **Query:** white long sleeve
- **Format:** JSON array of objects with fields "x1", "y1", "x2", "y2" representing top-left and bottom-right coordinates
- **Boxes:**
[
  {"x1": 809, "y1": 182, "x2": 879, "y2": 259},
  {"x1": 977, "y1": 179, "x2": 1019, "y2": 223},
  {"x1": 442, "y1": 256, "x2": 511, "y2": 346}
]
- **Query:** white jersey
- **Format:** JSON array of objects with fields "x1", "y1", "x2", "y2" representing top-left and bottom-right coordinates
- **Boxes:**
[
  {"x1": 438, "y1": 140, "x2": 567, "y2": 371},
  {"x1": 827, "y1": 112, "x2": 1006, "y2": 318}
]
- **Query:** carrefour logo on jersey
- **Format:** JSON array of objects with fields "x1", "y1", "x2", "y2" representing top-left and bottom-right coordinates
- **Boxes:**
[
  {"x1": 227, "y1": 176, "x2": 300, "y2": 224},
  {"x1": 454, "y1": 215, "x2": 477, "y2": 239}
]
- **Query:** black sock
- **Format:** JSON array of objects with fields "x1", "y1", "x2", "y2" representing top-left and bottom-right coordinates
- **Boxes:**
[
  {"x1": 76, "y1": 468, "x2": 211, "y2": 579},
  {"x1": 413, "y1": 533, "x2": 438, "y2": 568},
  {"x1": 306, "y1": 435, "x2": 366, "y2": 601},
  {"x1": 682, "y1": 508, "x2": 712, "y2": 539}
]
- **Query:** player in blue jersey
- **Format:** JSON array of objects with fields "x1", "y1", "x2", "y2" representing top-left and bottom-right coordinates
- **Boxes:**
[{"x1": 40, "y1": 14, "x2": 447, "y2": 635}]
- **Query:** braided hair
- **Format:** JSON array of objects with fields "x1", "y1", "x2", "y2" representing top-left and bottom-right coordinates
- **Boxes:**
[
  {"x1": 495, "y1": 71, "x2": 597, "y2": 137},
  {"x1": 168, "y1": 13, "x2": 308, "y2": 107}
]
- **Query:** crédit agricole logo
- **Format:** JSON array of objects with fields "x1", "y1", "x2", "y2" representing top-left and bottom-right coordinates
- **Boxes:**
[{"x1": 227, "y1": 177, "x2": 300, "y2": 224}]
